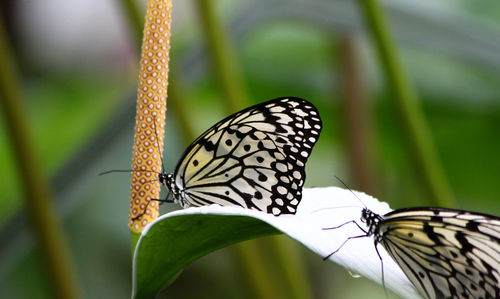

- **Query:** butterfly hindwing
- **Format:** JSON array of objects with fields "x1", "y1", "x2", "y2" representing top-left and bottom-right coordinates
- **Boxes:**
[
  {"x1": 379, "y1": 208, "x2": 500, "y2": 299},
  {"x1": 171, "y1": 97, "x2": 322, "y2": 215}
]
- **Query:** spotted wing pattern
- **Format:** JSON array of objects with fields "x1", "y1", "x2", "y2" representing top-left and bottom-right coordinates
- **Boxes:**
[
  {"x1": 378, "y1": 207, "x2": 500, "y2": 299},
  {"x1": 169, "y1": 97, "x2": 322, "y2": 215}
]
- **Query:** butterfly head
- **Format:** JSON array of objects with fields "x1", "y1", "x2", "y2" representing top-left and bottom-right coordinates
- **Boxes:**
[
  {"x1": 161, "y1": 172, "x2": 174, "y2": 191},
  {"x1": 158, "y1": 172, "x2": 169, "y2": 185},
  {"x1": 361, "y1": 208, "x2": 382, "y2": 236},
  {"x1": 162, "y1": 172, "x2": 183, "y2": 201}
]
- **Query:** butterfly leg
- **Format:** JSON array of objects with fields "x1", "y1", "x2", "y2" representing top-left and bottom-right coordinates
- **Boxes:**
[
  {"x1": 323, "y1": 220, "x2": 369, "y2": 260},
  {"x1": 131, "y1": 194, "x2": 174, "y2": 221},
  {"x1": 132, "y1": 183, "x2": 174, "y2": 220},
  {"x1": 323, "y1": 219, "x2": 368, "y2": 233},
  {"x1": 373, "y1": 244, "x2": 389, "y2": 299},
  {"x1": 150, "y1": 192, "x2": 175, "y2": 206},
  {"x1": 323, "y1": 234, "x2": 368, "y2": 260}
]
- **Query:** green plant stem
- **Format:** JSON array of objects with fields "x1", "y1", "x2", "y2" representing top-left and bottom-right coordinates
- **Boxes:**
[
  {"x1": 339, "y1": 36, "x2": 378, "y2": 195},
  {"x1": 0, "y1": 20, "x2": 81, "y2": 299},
  {"x1": 357, "y1": 0, "x2": 455, "y2": 207},
  {"x1": 119, "y1": 0, "x2": 144, "y2": 47},
  {"x1": 231, "y1": 241, "x2": 283, "y2": 299},
  {"x1": 120, "y1": 2, "x2": 313, "y2": 298},
  {"x1": 192, "y1": 2, "x2": 314, "y2": 299},
  {"x1": 194, "y1": 0, "x2": 249, "y2": 112},
  {"x1": 270, "y1": 236, "x2": 314, "y2": 299},
  {"x1": 168, "y1": 73, "x2": 197, "y2": 142},
  {"x1": 192, "y1": 2, "x2": 315, "y2": 299},
  {"x1": 131, "y1": 231, "x2": 141, "y2": 257}
]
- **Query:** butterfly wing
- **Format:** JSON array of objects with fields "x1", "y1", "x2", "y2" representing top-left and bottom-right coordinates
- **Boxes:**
[
  {"x1": 379, "y1": 207, "x2": 500, "y2": 299},
  {"x1": 172, "y1": 97, "x2": 322, "y2": 215}
]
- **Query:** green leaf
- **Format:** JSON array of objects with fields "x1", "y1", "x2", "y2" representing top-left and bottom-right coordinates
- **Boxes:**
[
  {"x1": 132, "y1": 211, "x2": 280, "y2": 298},
  {"x1": 131, "y1": 187, "x2": 420, "y2": 298}
]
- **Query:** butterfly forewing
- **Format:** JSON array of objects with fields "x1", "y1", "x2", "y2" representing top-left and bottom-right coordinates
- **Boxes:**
[
  {"x1": 172, "y1": 97, "x2": 322, "y2": 215},
  {"x1": 379, "y1": 208, "x2": 500, "y2": 299}
]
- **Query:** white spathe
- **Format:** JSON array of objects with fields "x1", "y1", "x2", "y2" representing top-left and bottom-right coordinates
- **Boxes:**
[{"x1": 139, "y1": 187, "x2": 421, "y2": 299}]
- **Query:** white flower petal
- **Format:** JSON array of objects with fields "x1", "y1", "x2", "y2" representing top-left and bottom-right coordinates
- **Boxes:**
[{"x1": 140, "y1": 186, "x2": 420, "y2": 299}]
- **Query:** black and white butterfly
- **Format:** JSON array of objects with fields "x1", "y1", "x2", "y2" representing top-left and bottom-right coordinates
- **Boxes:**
[
  {"x1": 103, "y1": 97, "x2": 322, "y2": 216},
  {"x1": 166, "y1": 96, "x2": 322, "y2": 215},
  {"x1": 325, "y1": 201, "x2": 500, "y2": 299}
]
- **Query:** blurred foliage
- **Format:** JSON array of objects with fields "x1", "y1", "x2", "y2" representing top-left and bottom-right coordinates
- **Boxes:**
[
  {"x1": 0, "y1": 0, "x2": 499, "y2": 298},
  {"x1": 0, "y1": 74, "x2": 125, "y2": 224}
]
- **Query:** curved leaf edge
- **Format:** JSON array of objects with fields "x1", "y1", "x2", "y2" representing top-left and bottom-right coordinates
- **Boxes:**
[{"x1": 132, "y1": 187, "x2": 420, "y2": 299}]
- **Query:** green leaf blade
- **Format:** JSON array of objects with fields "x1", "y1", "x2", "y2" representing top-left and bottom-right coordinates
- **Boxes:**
[
  {"x1": 132, "y1": 187, "x2": 420, "y2": 298},
  {"x1": 132, "y1": 212, "x2": 279, "y2": 298}
]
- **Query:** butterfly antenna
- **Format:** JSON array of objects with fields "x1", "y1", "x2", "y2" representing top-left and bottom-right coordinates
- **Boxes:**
[
  {"x1": 310, "y1": 205, "x2": 364, "y2": 214},
  {"x1": 98, "y1": 169, "x2": 162, "y2": 176},
  {"x1": 152, "y1": 116, "x2": 166, "y2": 174},
  {"x1": 334, "y1": 176, "x2": 368, "y2": 209}
]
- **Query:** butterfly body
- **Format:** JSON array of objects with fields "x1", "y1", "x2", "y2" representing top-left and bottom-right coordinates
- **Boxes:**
[
  {"x1": 362, "y1": 207, "x2": 500, "y2": 299},
  {"x1": 361, "y1": 208, "x2": 385, "y2": 243},
  {"x1": 162, "y1": 97, "x2": 322, "y2": 215}
]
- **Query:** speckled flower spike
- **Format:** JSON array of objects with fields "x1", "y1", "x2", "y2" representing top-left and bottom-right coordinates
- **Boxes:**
[{"x1": 129, "y1": 0, "x2": 172, "y2": 233}]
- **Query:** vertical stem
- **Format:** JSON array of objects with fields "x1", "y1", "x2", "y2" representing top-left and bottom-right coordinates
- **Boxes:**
[
  {"x1": 129, "y1": 0, "x2": 173, "y2": 238},
  {"x1": 194, "y1": 0, "x2": 249, "y2": 111},
  {"x1": 231, "y1": 241, "x2": 284, "y2": 299},
  {"x1": 117, "y1": 0, "x2": 196, "y2": 145},
  {"x1": 119, "y1": 0, "x2": 145, "y2": 47},
  {"x1": 357, "y1": 0, "x2": 455, "y2": 206},
  {"x1": 339, "y1": 35, "x2": 378, "y2": 195},
  {"x1": 167, "y1": 74, "x2": 197, "y2": 142},
  {"x1": 120, "y1": 2, "x2": 313, "y2": 298},
  {"x1": 0, "y1": 18, "x2": 80, "y2": 299},
  {"x1": 192, "y1": 2, "x2": 313, "y2": 299},
  {"x1": 270, "y1": 236, "x2": 314, "y2": 299}
]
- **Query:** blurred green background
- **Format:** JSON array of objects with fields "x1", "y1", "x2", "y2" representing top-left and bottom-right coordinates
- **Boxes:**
[{"x1": 0, "y1": 0, "x2": 499, "y2": 298}]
